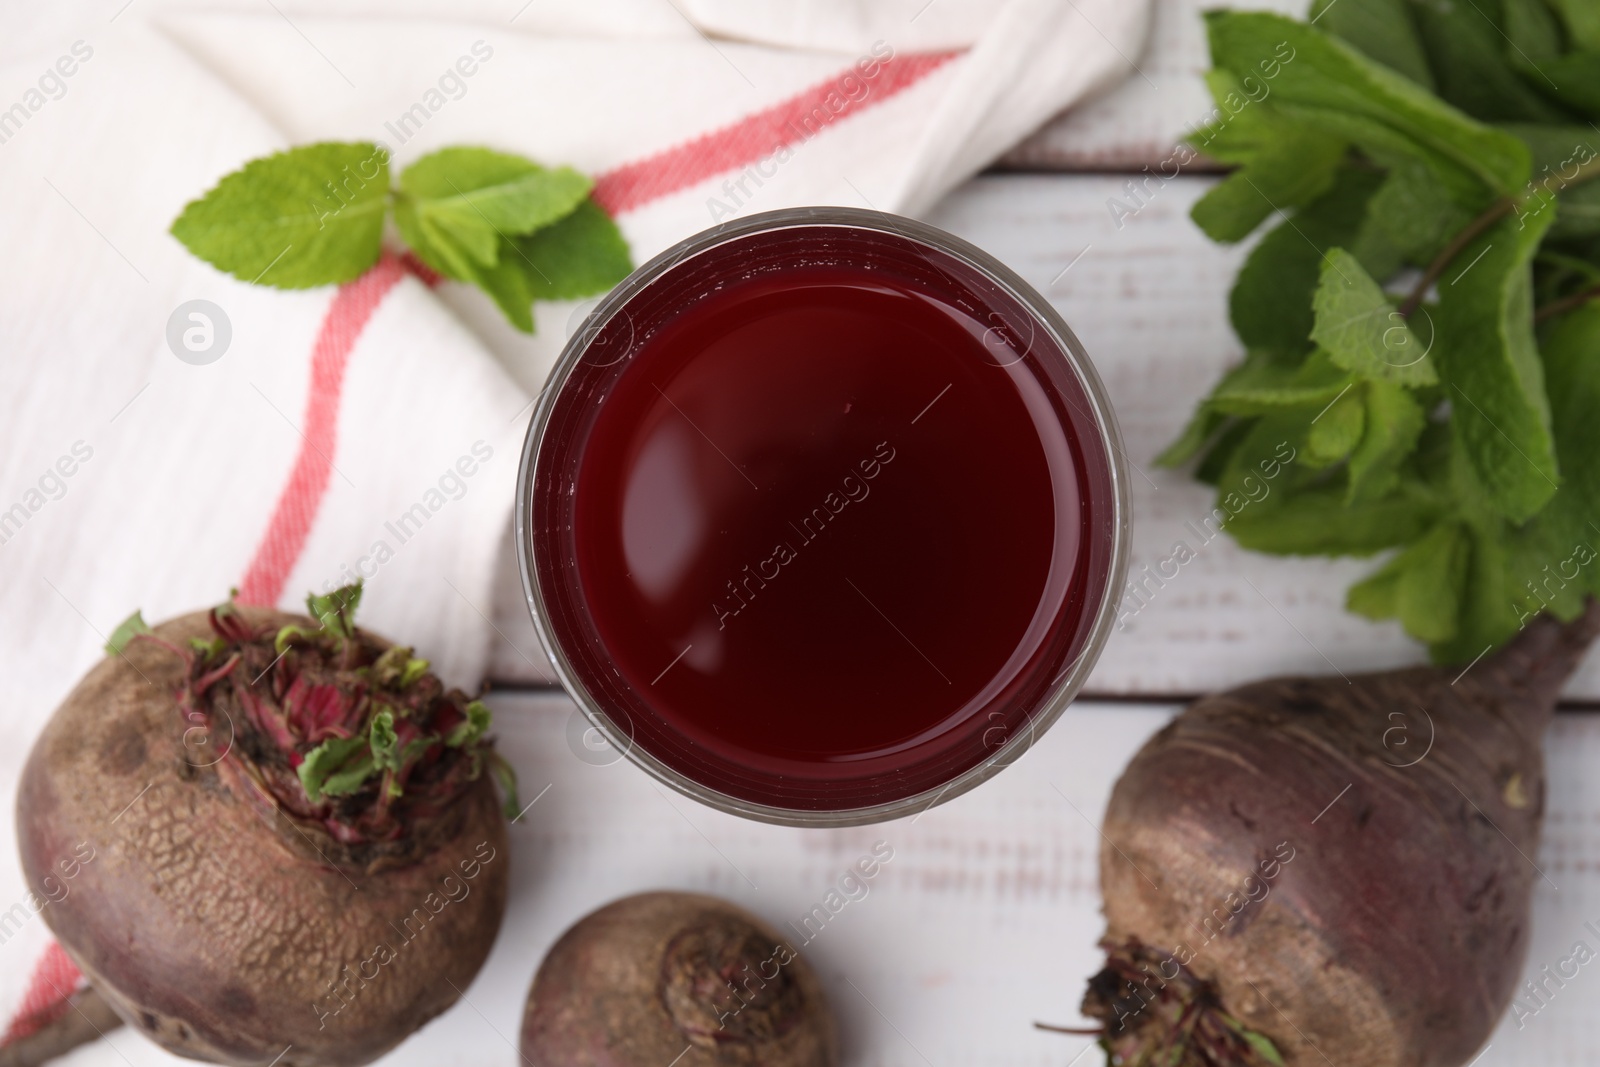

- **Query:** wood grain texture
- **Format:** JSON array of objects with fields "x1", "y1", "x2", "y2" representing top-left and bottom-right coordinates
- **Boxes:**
[
  {"x1": 336, "y1": 692, "x2": 1598, "y2": 1067},
  {"x1": 999, "y1": 0, "x2": 1310, "y2": 172},
  {"x1": 487, "y1": 174, "x2": 1600, "y2": 699}
]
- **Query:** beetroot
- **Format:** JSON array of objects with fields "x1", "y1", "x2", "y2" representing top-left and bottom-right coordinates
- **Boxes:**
[
  {"x1": 522, "y1": 892, "x2": 838, "y2": 1067},
  {"x1": 1074, "y1": 602, "x2": 1600, "y2": 1066},
  {"x1": 15, "y1": 587, "x2": 513, "y2": 1066}
]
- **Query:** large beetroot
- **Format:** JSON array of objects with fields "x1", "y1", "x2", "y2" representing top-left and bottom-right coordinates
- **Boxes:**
[
  {"x1": 15, "y1": 586, "x2": 513, "y2": 1066},
  {"x1": 1077, "y1": 602, "x2": 1600, "y2": 1066}
]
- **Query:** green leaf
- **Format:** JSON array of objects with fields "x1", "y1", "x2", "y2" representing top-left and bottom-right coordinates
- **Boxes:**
[
  {"x1": 400, "y1": 657, "x2": 430, "y2": 688},
  {"x1": 170, "y1": 142, "x2": 389, "y2": 288},
  {"x1": 398, "y1": 148, "x2": 592, "y2": 248},
  {"x1": 105, "y1": 610, "x2": 151, "y2": 656},
  {"x1": 1156, "y1": 406, "x2": 1231, "y2": 468},
  {"x1": 1502, "y1": 126, "x2": 1600, "y2": 237},
  {"x1": 320, "y1": 750, "x2": 377, "y2": 798},
  {"x1": 369, "y1": 708, "x2": 399, "y2": 771},
  {"x1": 1408, "y1": 1, "x2": 1572, "y2": 123},
  {"x1": 1205, "y1": 12, "x2": 1531, "y2": 199},
  {"x1": 1226, "y1": 485, "x2": 1437, "y2": 556},
  {"x1": 274, "y1": 625, "x2": 309, "y2": 654},
  {"x1": 1307, "y1": 384, "x2": 1365, "y2": 462},
  {"x1": 447, "y1": 700, "x2": 492, "y2": 748},
  {"x1": 508, "y1": 200, "x2": 634, "y2": 301},
  {"x1": 1348, "y1": 553, "x2": 1403, "y2": 619},
  {"x1": 1229, "y1": 166, "x2": 1387, "y2": 354},
  {"x1": 1431, "y1": 522, "x2": 1523, "y2": 663},
  {"x1": 1347, "y1": 381, "x2": 1428, "y2": 503},
  {"x1": 393, "y1": 149, "x2": 603, "y2": 334},
  {"x1": 1499, "y1": 303, "x2": 1600, "y2": 621},
  {"x1": 1522, "y1": 50, "x2": 1600, "y2": 120},
  {"x1": 297, "y1": 734, "x2": 369, "y2": 803},
  {"x1": 399, "y1": 195, "x2": 630, "y2": 333},
  {"x1": 490, "y1": 752, "x2": 521, "y2": 821},
  {"x1": 1504, "y1": 0, "x2": 1566, "y2": 65},
  {"x1": 1350, "y1": 156, "x2": 1476, "y2": 277},
  {"x1": 1398, "y1": 521, "x2": 1471, "y2": 642},
  {"x1": 1311, "y1": 248, "x2": 1438, "y2": 384},
  {"x1": 1239, "y1": 1027, "x2": 1287, "y2": 1067},
  {"x1": 1190, "y1": 74, "x2": 1348, "y2": 243},
  {"x1": 1308, "y1": 0, "x2": 1434, "y2": 88},
  {"x1": 306, "y1": 582, "x2": 363, "y2": 640},
  {"x1": 1548, "y1": 0, "x2": 1600, "y2": 51},
  {"x1": 188, "y1": 635, "x2": 226, "y2": 662},
  {"x1": 1208, "y1": 349, "x2": 1355, "y2": 415},
  {"x1": 1435, "y1": 197, "x2": 1560, "y2": 521}
]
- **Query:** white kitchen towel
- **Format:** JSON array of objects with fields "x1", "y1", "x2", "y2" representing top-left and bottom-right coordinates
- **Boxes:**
[{"x1": 0, "y1": 0, "x2": 1150, "y2": 1057}]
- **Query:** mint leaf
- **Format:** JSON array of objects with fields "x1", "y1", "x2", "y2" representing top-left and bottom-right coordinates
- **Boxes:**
[
  {"x1": 1190, "y1": 74, "x2": 1348, "y2": 243},
  {"x1": 1156, "y1": 407, "x2": 1231, "y2": 468},
  {"x1": 1435, "y1": 198, "x2": 1560, "y2": 522},
  {"x1": 1548, "y1": 0, "x2": 1600, "y2": 52},
  {"x1": 1308, "y1": 0, "x2": 1434, "y2": 89},
  {"x1": 1347, "y1": 381, "x2": 1427, "y2": 503},
  {"x1": 1226, "y1": 486, "x2": 1437, "y2": 556},
  {"x1": 171, "y1": 143, "x2": 388, "y2": 288},
  {"x1": 1349, "y1": 156, "x2": 1475, "y2": 275},
  {"x1": 1432, "y1": 522, "x2": 1522, "y2": 663},
  {"x1": 1311, "y1": 249, "x2": 1437, "y2": 385},
  {"x1": 1208, "y1": 348, "x2": 1354, "y2": 416},
  {"x1": 298, "y1": 734, "x2": 369, "y2": 803},
  {"x1": 1407, "y1": 2, "x2": 1570, "y2": 123},
  {"x1": 509, "y1": 200, "x2": 633, "y2": 301},
  {"x1": 306, "y1": 581, "x2": 363, "y2": 640},
  {"x1": 1504, "y1": 0, "x2": 1566, "y2": 66},
  {"x1": 1230, "y1": 167, "x2": 1386, "y2": 354},
  {"x1": 1398, "y1": 521, "x2": 1470, "y2": 642},
  {"x1": 399, "y1": 147, "x2": 591, "y2": 247},
  {"x1": 1526, "y1": 52, "x2": 1600, "y2": 121},
  {"x1": 105, "y1": 610, "x2": 151, "y2": 656},
  {"x1": 398, "y1": 189, "x2": 630, "y2": 333},
  {"x1": 1307, "y1": 385, "x2": 1365, "y2": 463},
  {"x1": 1205, "y1": 12, "x2": 1531, "y2": 198}
]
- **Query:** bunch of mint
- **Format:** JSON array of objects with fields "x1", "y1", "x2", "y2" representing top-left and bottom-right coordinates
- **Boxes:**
[
  {"x1": 1164, "y1": 3, "x2": 1600, "y2": 662},
  {"x1": 170, "y1": 143, "x2": 631, "y2": 332}
]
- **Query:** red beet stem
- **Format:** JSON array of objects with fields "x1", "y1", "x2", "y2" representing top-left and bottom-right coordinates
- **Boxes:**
[{"x1": 1479, "y1": 597, "x2": 1600, "y2": 734}]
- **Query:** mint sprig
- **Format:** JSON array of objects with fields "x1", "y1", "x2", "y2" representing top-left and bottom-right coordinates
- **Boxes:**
[
  {"x1": 1169, "y1": 6, "x2": 1600, "y2": 661},
  {"x1": 170, "y1": 142, "x2": 632, "y2": 332}
]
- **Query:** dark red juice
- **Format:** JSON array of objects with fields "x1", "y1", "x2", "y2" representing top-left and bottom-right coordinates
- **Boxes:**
[{"x1": 528, "y1": 219, "x2": 1119, "y2": 814}]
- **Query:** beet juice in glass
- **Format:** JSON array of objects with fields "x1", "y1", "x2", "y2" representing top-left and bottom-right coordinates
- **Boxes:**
[{"x1": 517, "y1": 208, "x2": 1127, "y2": 826}]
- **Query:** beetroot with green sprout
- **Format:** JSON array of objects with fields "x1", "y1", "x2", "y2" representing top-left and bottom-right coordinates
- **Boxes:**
[
  {"x1": 1064, "y1": 602, "x2": 1600, "y2": 1067},
  {"x1": 15, "y1": 584, "x2": 516, "y2": 1067},
  {"x1": 522, "y1": 892, "x2": 838, "y2": 1067}
]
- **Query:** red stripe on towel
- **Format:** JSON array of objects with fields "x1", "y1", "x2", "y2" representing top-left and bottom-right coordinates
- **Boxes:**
[{"x1": 591, "y1": 49, "x2": 961, "y2": 216}]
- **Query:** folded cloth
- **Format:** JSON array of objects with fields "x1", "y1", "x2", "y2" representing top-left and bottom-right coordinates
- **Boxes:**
[{"x1": 0, "y1": 0, "x2": 1149, "y2": 1058}]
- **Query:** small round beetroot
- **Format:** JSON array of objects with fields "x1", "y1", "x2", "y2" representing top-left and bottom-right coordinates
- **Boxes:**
[
  {"x1": 521, "y1": 892, "x2": 838, "y2": 1067},
  {"x1": 16, "y1": 591, "x2": 511, "y2": 1066}
]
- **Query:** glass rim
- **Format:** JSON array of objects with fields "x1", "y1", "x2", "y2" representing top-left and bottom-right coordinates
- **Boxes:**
[{"x1": 515, "y1": 205, "x2": 1131, "y2": 828}]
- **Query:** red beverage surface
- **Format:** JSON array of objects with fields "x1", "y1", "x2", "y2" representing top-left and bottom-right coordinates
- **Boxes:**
[{"x1": 533, "y1": 224, "x2": 1115, "y2": 811}]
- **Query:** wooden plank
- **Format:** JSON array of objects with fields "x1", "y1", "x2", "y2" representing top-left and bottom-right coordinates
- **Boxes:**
[
  {"x1": 488, "y1": 173, "x2": 1600, "y2": 699},
  {"x1": 999, "y1": 0, "x2": 1309, "y2": 172},
  {"x1": 340, "y1": 691, "x2": 1599, "y2": 1067}
]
